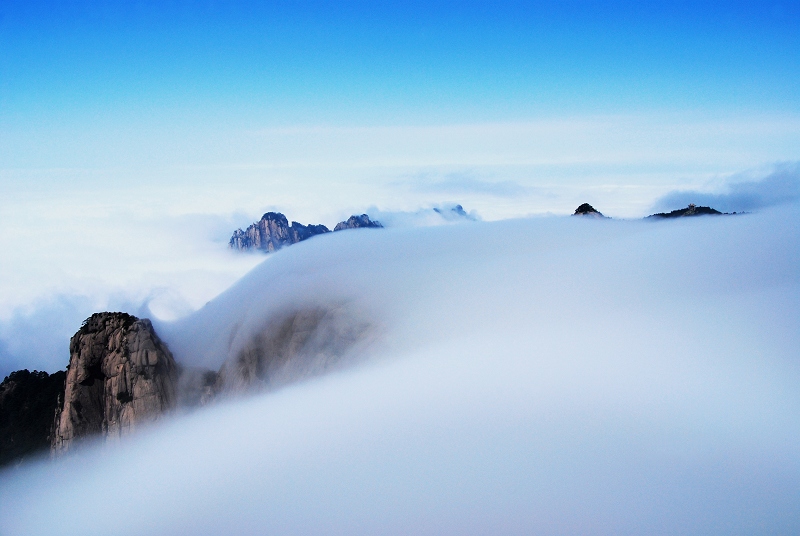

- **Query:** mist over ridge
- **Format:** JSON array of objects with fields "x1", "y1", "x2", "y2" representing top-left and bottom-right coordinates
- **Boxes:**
[{"x1": 2, "y1": 202, "x2": 797, "y2": 534}]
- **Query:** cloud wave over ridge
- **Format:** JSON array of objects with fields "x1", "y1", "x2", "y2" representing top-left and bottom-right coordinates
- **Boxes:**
[
  {"x1": 653, "y1": 162, "x2": 800, "y2": 214},
  {"x1": 2, "y1": 204, "x2": 799, "y2": 535}
]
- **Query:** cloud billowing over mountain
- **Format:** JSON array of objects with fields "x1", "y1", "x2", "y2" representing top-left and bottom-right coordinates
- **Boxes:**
[{"x1": 2, "y1": 202, "x2": 798, "y2": 534}]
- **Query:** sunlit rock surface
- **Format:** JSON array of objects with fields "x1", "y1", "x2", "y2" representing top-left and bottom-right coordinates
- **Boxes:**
[{"x1": 51, "y1": 313, "x2": 177, "y2": 454}]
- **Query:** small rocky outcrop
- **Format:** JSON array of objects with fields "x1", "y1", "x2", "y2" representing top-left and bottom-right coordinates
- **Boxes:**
[
  {"x1": 572, "y1": 203, "x2": 607, "y2": 218},
  {"x1": 0, "y1": 369, "x2": 66, "y2": 467},
  {"x1": 647, "y1": 204, "x2": 726, "y2": 219},
  {"x1": 433, "y1": 204, "x2": 476, "y2": 221},
  {"x1": 333, "y1": 214, "x2": 383, "y2": 231},
  {"x1": 51, "y1": 312, "x2": 177, "y2": 454},
  {"x1": 231, "y1": 211, "x2": 383, "y2": 252}
]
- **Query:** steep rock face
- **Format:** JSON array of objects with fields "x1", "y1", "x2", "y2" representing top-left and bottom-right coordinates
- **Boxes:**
[
  {"x1": 229, "y1": 212, "x2": 330, "y2": 252},
  {"x1": 648, "y1": 204, "x2": 725, "y2": 219},
  {"x1": 333, "y1": 214, "x2": 383, "y2": 231},
  {"x1": 51, "y1": 312, "x2": 177, "y2": 454},
  {"x1": 572, "y1": 203, "x2": 607, "y2": 218},
  {"x1": 0, "y1": 369, "x2": 66, "y2": 467}
]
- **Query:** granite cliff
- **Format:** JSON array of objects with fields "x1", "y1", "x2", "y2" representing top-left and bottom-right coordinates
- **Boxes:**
[
  {"x1": 230, "y1": 212, "x2": 382, "y2": 252},
  {"x1": 51, "y1": 312, "x2": 178, "y2": 454}
]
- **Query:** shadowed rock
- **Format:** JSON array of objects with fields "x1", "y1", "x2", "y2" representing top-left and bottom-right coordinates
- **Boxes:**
[
  {"x1": 0, "y1": 369, "x2": 66, "y2": 467},
  {"x1": 572, "y1": 203, "x2": 608, "y2": 218}
]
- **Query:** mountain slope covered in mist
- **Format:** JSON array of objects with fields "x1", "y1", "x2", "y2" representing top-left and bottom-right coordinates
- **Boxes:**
[{"x1": 2, "y1": 206, "x2": 800, "y2": 535}]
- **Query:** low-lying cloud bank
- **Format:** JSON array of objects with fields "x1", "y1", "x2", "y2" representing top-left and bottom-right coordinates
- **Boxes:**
[
  {"x1": 653, "y1": 162, "x2": 800, "y2": 214},
  {"x1": 1, "y1": 203, "x2": 799, "y2": 534}
]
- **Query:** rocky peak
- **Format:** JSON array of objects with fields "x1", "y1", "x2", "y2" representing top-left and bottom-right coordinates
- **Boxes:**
[
  {"x1": 572, "y1": 203, "x2": 607, "y2": 218},
  {"x1": 333, "y1": 214, "x2": 383, "y2": 231},
  {"x1": 231, "y1": 211, "x2": 383, "y2": 252},
  {"x1": 51, "y1": 312, "x2": 177, "y2": 454},
  {"x1": 229, "y1": 212, "x2": 331, "y2": 253}
]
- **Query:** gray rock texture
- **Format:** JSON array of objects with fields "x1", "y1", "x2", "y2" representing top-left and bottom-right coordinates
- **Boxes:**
[
  {"x1": 51, "y1": 312, "x2": 177, "y2": 454},
  {"x1": 333, "y1": 214, "x2": 383, "y2": 231},
  {"x1": 230, "y1": 212, "x2": 382, "y2": 252},
  {"x1": 229, "y1": 212, "x2": 330, "y2": 252}
]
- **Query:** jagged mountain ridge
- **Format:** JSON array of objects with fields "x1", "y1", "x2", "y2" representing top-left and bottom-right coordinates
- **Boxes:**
[{"x1": 230, "y1": 212, "x2": 382, "y2": 253}]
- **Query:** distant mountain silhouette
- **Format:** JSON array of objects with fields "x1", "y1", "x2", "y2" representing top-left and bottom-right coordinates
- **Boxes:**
[
  {"x1": 647, "y1": 204, "x2": 727, "y2": 219},
  {"x1": 572, "y1": 203, "x2": 608, "y2": 218}
]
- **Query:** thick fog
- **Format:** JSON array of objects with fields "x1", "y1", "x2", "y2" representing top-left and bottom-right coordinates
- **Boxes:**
[{"x1": 2, "y1": 203, "x2": 799, "y2": 535}]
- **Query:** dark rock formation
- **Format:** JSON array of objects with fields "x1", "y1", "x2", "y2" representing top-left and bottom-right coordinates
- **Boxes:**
[
  {"x1": 51, "y1": 312, "x2": 178, "y2": 454},
  {"x1": 229, "y1": 212, "x2": 331, "y2": 253},
  {"x1": 231, "y1": 211, "x2": 383, "y2": 252},
  {"x1": 647, "y1": 204, "x2": 726, "y2": 219},
  {"x1": 333, "y1": 214, "x2": 383, "y2": 232},
  {"x1": 0, "y1": 369, "x2": 66, "y2": 467},
  {"x1": 572, "y1": 203, "x2": 607, "y2": 218}
]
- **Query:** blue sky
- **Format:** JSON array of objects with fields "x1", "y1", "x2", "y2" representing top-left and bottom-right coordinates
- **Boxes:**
[{"x1": 2, "y1": 0, "x2": 799, "y2": 128}]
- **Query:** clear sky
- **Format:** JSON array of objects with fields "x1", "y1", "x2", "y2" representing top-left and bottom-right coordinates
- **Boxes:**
[{"x1": 2, "y1": 1, "x2": 799, "y2": 125}]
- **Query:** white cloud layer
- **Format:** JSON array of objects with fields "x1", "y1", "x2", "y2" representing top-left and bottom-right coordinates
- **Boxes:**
[
  {"x1": 1, "y1": 203, "x2": 798, "y2": 534},
  {"x1": 653, "y1": 162, "x2": 800, "y2": 213}
]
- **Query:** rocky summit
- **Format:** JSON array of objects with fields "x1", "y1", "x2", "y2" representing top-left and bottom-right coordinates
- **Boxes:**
[
  {"x1": 230, "y1": 211, "x2": 383, "y2": 252},
  {"x1": 572, "y1": 203, "x2": 608, "y2": 218},
  {"x1": 229, "y1": 212, "x2": 330, "y2": 253},
  {"x1": 333, "y1": 214, "x2": 383, "y2": 231},
  {"x1": 51, "y1": 312, "x2": 178, "y2": 454}
]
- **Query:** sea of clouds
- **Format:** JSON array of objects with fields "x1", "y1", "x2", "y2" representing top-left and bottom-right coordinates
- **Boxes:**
[{"x1": 1, "y1": 198, "x2": 798, "y2": 534}]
